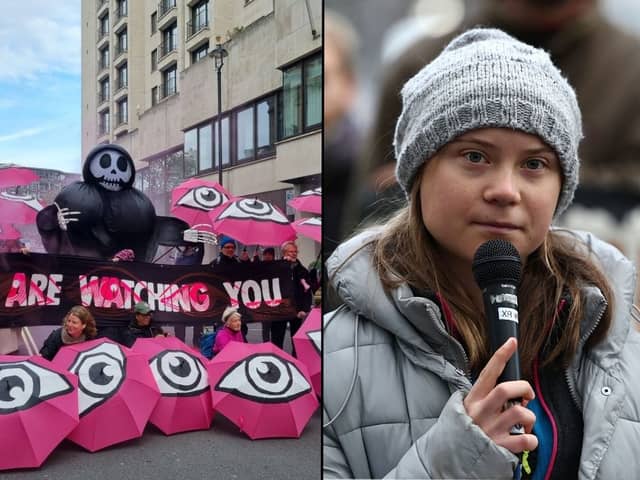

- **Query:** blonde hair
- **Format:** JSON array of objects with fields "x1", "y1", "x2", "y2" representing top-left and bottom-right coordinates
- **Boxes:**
[
  {"x1": 63, "y1": 305, "x2": 98, "y2": 338},
  {"x1": 368, "y1": 175, "x2": 613, "y2": 379}
]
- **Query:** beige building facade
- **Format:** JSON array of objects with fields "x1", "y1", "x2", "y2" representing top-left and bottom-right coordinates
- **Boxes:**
[{"x1": 81, "y1": 0, "x2": 321, "y2": 264}]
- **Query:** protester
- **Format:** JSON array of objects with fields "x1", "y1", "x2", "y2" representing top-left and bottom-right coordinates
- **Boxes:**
[
  {"x1": 122, "y1": 301, "x2": 166, "y2": 346},
  {"x1": 324, "y1": 9, "x2": 363, "y2": 259},
  {"x1": 323, "y1": 28, "x2": 640, "y2": 479},
  {"x1": 212, "y1": 306, "x2": 246, "y2": 355},
  {"x1": 40, "y1": 305, "x2": 98, "y2": 360},
  {"x1": 211, "y1": 236, "x2": 239, "y2": 266},
  {"x1": 239, "y1": 247, "x2": 252, "y2": 263},
  {"x1": 0, "y1": 239, "x2": 30, "y2": 354},
  {"x1": 270, "y1": 241, "x2": 312, "y2": 356},
  {"x1": 258, "y1": 246, "x2": 275, "y2": 342},
  {"x1": 210, "y1": 236, "x2": 248, "y2": 340}
]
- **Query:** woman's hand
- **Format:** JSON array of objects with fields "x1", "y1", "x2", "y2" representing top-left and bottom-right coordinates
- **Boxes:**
[{"x1": 463, "y1": 338, "x2": 538, "y2": 453}]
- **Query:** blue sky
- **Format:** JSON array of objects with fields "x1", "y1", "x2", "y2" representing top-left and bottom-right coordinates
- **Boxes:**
[{"x1": 0, "y1": 2, "x2": 81, "y2": 173}]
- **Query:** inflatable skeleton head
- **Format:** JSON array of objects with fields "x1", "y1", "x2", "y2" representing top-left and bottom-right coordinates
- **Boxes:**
[{"x1": 82, "y1": 144, "x2": 135, "y2": 191}]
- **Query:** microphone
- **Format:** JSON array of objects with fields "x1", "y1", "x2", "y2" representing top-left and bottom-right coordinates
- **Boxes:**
[{"x1": 472, "y1": 239, "x2": 524, "y2": 434}]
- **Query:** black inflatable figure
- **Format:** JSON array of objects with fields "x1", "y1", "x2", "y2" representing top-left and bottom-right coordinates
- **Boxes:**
[{"x1": 37, "y1": 144, "x2": 197, "y2": 262}]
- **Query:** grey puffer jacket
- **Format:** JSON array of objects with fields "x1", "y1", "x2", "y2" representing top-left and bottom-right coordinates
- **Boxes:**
[{"x1": 323, "y1": 229, "x2": 640, "y2": 479}]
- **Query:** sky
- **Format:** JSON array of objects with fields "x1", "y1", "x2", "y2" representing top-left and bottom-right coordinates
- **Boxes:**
[{"x1": 0, "y1": 2, "x2": 81, "y2": 173}]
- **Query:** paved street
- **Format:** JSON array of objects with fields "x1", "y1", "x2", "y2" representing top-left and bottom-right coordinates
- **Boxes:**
[{"x1": 1, "y1": 323, "x2": 321, "y2": 479}]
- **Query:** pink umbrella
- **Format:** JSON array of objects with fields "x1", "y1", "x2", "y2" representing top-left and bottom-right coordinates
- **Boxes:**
[
  {"x1": 132, "y1": 337, "x2": 214, "y2": 435},
  {"x1": 51, "y1": 338, "x2": 160, "y2": 452},
  {"x1": 292, "y1": 308, "x2": 321, "y2": 396},
  {"x1": 207, "y1": 342, "x2": 318, "y2": 439},
  {"x1": 0, "y1": 355, "x2": 79, "y2": 470},
  {"x1": 0, "y1": 192, "x2": 44, "y2": 224},
  {"x1": 0, "y1": 167, "x2": 39, "y2": 189},
  {"x1": 288, "y1": 188, "x2": 321, "y2": 215},
  {"x1": 0, "y1": 223, "x2": 22, "y2": 241},
  {"x1": 210, "y1": 198, "x2": 296, "y2": 246},
  {"x1": 170, "y1": 179, "x2": 233, "y2": 228},
  {"x1": 292, "y1": 217, "x2": 321, "y2": 243}
]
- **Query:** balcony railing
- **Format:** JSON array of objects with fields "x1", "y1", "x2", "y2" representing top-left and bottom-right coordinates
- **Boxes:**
[
  {"x1": 158, "y1": 0, "x2": 176, "y2": 19},
  {"x1": 159, "y1": 81, "x2": 176, "y2": 100},
  {"x1": 159, "y1": 40, "x2": 176, "y2": 59},
  {"x1": 186, "y1": 16, "x2": 208, "y2": 40},
  {"x1": 115, "y1": 45, "x2": 128, "y2": 57},
  {"x1": 97, "y1": 91, "x2": 109, "y2": 104},
  {"x1": 116, "y1": 111, "x2": 128, "y2": 127}
]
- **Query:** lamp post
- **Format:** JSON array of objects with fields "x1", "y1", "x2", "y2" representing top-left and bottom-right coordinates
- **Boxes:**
[{"x1": 209, "y1": 40, "x2": 228, "y2": 187}]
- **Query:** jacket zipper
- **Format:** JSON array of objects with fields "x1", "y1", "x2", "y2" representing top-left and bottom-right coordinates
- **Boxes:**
[
  {"x1": 428, "y1": 301, "x2": 472, "y2": 379},
  {"x1": 564, "y1": 296, "x2": 607, "y2": 411}
]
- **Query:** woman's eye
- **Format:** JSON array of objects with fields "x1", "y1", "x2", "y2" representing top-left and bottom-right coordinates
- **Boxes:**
[
  {"x1": 464, "y1": 151, "x2": 485, "y2": 163},
  {"x1": 525, "y1": 158, "x2": 545, "y2": 170}
]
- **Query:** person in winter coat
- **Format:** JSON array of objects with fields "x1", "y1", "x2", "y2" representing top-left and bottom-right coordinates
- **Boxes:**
[
  {"x1": 212, "y1": 306, "x2": 246, "y2": 355},
  {"x1": 40, "y1": 305, "x2": 98, "y2": 360},
  {"x1": 323, "y1": 28, "x2": 640, "y2": 480},
  {"x1": 270, "y1": 240, "x2": 313, "y2": 356}
]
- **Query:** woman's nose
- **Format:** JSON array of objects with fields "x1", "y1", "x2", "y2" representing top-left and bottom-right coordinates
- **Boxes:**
[{"x1": 483, "y1": 169, "x2": 521, "y2": 205}]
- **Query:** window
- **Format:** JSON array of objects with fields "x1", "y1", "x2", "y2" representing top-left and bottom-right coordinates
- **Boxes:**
[
  {"x1": 116, "y1": 0, "x2": 127, "y2": 20},
  {"x1": 99, "y1": 110, "x2": 110, "y2": 135},
  {"x1": 184, "y1": 129, "x2": 197, "y2": 174},
  {"x1": 117, "y1": 98, "x2": 128, "y2": 126},
  {"x1": 214, "y1": 116, "x2": 230, "y2": 167},
  {"x1": 198, "y1": 124, "x2": 213, "y2": 171},
  {"x1": 99, "y1": 14, "x2": 109, "y2": 38},
  {"x1": 190, "y1": 42, "x2": 209, "y2": 64},
  {"x1": 151, "y1": 12, "x2": 157, "y2": 34},
  {"x1": 280, "y1": 53, "x2": 321, "y2": 138},
  {"x1": 161, "y1": 65, "x2": 177, "y2": 98},
  {"x1": 256, "y1": 96, "x2": 276, "y2": 157},
  {"x1": 116, "y1": 63, "x2": 128, "y2": 91},
  {"x1": 98, "y1": 78, "x2": 110, "y2": 103},
  {"x1": 304, "y1": 55, "x2": 321, "y2": 128},
  {"x1": 99, "y1": 47, "x2": 109, "y2": 70},
  {"x1": 161, "y1": 23, "x2": 177, "y2": 57},
  {"x1": 151, "y1": 49, "x2": 158, "y2": 71},
  {"x1": 188, "y1": 0, "x2": 209, "y2": 38},
  {"x1": 116, "y1": 28, "x2": 127, "y2": 56},
  {"x1": 236, "y1": 106, "x2": 254, "y2": 162},
  {"x1": 159, "y1": 0, "x2": 176, "y2": 17},
  {"x1": 151, "y1": 86, "x2": 158, "y2": 106}
]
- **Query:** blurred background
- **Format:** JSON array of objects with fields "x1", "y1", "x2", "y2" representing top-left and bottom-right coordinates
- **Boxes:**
[{"x1": 324, "y1": 0, "x2": 640, "y2": 292}]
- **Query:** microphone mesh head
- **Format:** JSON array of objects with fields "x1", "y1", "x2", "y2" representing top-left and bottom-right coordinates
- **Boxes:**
[{"x1": 472, "y1": 239, "x2": 522, "y2": 288}]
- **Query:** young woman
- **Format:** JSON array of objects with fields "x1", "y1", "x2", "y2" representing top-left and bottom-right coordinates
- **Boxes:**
[
  {"x1": 40, "y1": 305, "x2": 98, "y2": 360},
  {"x1": 323, "y1": 28, "x2": 640, "y2": 479}
]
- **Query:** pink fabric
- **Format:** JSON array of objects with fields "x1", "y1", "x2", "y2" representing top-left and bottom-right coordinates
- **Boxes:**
[
  {"x1": 113, "y1": 249, "x2": 135, "y2": 261},
  {"x1": 213, "y1": 326, "x2": 245, "y2": 355}
]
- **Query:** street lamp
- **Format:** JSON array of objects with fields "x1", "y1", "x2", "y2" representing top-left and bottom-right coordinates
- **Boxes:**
[{"x1": 209, "y1": 39, "x2": 228, "y2": 187}]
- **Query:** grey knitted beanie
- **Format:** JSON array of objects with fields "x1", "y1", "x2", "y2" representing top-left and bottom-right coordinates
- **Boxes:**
[{"x1": 394, "y1": 28, "x2": 582, "y2": 218}]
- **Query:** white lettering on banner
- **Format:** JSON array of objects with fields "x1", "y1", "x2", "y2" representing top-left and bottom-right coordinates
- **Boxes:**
[
  {"x1": 78, "y1": 275, "x2": 210, "y2": 312},
  {"x1": 497, "y1": 307, "x2": 518, "y2": 323},
  {"x1": 223, "y1": 278, "x2": 283, "y2": 310},
  {"x1": 4, "y1": 273, "x2": 63, "y2": 307}
]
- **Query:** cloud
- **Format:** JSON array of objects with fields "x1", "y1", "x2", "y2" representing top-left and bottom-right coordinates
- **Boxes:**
[
  {"x1": 0, "y1": 127, "x2": 48, "y2": 143},
  {"x1": 0, "y1": 2, "x2": 81, "y2": 81}
]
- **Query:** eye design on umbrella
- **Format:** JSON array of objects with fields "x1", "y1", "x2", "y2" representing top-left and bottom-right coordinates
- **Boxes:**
[
  {"x1": 149, "y1": 350, "x2": 209, "y2": 397},
  {"x1": 177, "y1": 187, "x2": 228, "y2": 212},
  {"x1": 68, "y1": 343, "x2": 126, "y2": 416},
  {"x1": 307, "y1": 330, "x2": 321, "y2": 354},
  {"x1": 215, "y1": 353, "x2": 311, "y2": 403},
  {"x1": 0, "y1": 361, "x2": 73, "y2": 414},
  {"x1": 0, "y1": 191, "x2": 43, "y2": 213},
  {"x1": 217, "y1": 199, "x2": 289, "y2": 224}
]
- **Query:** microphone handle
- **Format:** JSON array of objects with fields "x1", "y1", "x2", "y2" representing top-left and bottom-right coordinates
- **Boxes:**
[
  {"x1": 482, "y1": 283, "x2": 521, "y2": 383},
  {"x1": 482, "y1": 283, "x2": 524, "y2": 435}
]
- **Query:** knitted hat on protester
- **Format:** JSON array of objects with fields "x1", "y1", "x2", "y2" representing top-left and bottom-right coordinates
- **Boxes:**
[
  {"x1": 218, "y1": 236, "x2": 236, "y2": 248},
  {"x1": 394, "y1": 28, "x2": 582, "y2": 219},
  {"x1": 222, "y1": 306, "x2": 240, "y2": 323}
]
